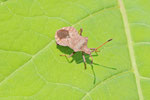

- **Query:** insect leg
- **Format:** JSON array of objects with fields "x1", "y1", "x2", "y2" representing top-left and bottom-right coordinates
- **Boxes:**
[
  {"x1": 90, "y1": 54, "x2": 93, "y2": 64},
  {"x1": 79, "y1": 28, "x2": 83, "y2": 36},
  {"x1": 60, "y1": 52, "x2": 75, "y2": 58},
  {"x1": 90, "y1": 48, "x2": 100, "y2": 52},
  {"x1": 68, "y1": 52, "x2": 75, "y2": 57},
  {"x1": 90, "y1": 48, "x2": 95, "y2": 50},
  {"x1": 82, "y1": 52, "x2": 87, "y2": 69}
]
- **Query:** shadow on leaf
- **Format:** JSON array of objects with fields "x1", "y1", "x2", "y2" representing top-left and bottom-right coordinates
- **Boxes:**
[
  {"x1": 57, "y1": 44, "x2": 117, "y2": 69},
  {"x1": 57, "y1": 44, "x2": 117, "y2": 84}
]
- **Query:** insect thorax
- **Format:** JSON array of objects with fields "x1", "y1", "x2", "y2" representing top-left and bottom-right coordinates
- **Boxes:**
[{"x1": 74, "y1": 39, "x2": 87, "y2": 50}]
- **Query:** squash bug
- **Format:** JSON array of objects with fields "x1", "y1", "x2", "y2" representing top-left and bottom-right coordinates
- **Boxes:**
[{"x1": 55, "y1": 26, "x2": 112, "y2": 69}]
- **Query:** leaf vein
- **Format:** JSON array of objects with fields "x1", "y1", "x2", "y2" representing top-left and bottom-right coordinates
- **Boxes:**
[
  {"x1": 73, "y1": 5, "x2": 119, "y2": 26},
  {"x1": 0, "y1": 49, "x2": 32, "y2": 56},
  {"x1": 0, "y1": 40, "x2": 54, "y2": 86},
  {"x1": 118, "y1": 0, "x2": 144, "y2": 99},
  {"x1": 81, "y1": 70, "x2": 130, "y2": 100}
]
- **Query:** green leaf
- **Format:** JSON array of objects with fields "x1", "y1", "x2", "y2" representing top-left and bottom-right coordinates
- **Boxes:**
[{"x1": 0, "y1": 0, "x2": 149, "y2": 100}]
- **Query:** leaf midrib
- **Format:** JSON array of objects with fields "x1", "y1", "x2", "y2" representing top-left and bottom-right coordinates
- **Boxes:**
[{"x1": 118, "y1": 0, "x2": 144, "y2": 100}]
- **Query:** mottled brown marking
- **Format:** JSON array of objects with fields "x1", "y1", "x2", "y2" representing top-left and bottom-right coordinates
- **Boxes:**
[{"x1": 57, "y1": 29, "x2": 70, "y2": 39}]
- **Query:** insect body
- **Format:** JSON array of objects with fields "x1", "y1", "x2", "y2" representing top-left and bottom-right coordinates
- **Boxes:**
[{"x1": 55, "y1": 27, "x2": 112, "y2": 69}]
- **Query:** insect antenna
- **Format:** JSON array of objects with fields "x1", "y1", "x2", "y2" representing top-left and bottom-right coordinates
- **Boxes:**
[{"x1": 92, "y1": 39, "x2": 112, "y2": 52}]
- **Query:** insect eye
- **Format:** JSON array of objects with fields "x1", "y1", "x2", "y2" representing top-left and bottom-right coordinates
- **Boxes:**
[{"x1": 57, "y1": 29, "x2": 70, "y2": 39}]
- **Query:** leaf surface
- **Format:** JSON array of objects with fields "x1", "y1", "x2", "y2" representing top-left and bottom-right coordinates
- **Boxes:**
[{"x1": 0, "y1": 0, "x2": 149, "y2": 100}]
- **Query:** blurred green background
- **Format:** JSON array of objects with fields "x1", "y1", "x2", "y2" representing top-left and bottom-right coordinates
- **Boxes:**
[{"x1": 0, "y1": 0, "x2": 149, "y2": 100}]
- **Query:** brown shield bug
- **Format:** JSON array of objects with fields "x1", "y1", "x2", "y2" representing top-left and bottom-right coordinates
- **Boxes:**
[{"x1": 55, "y1": 26, "x2": 112, "y2": 69}]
